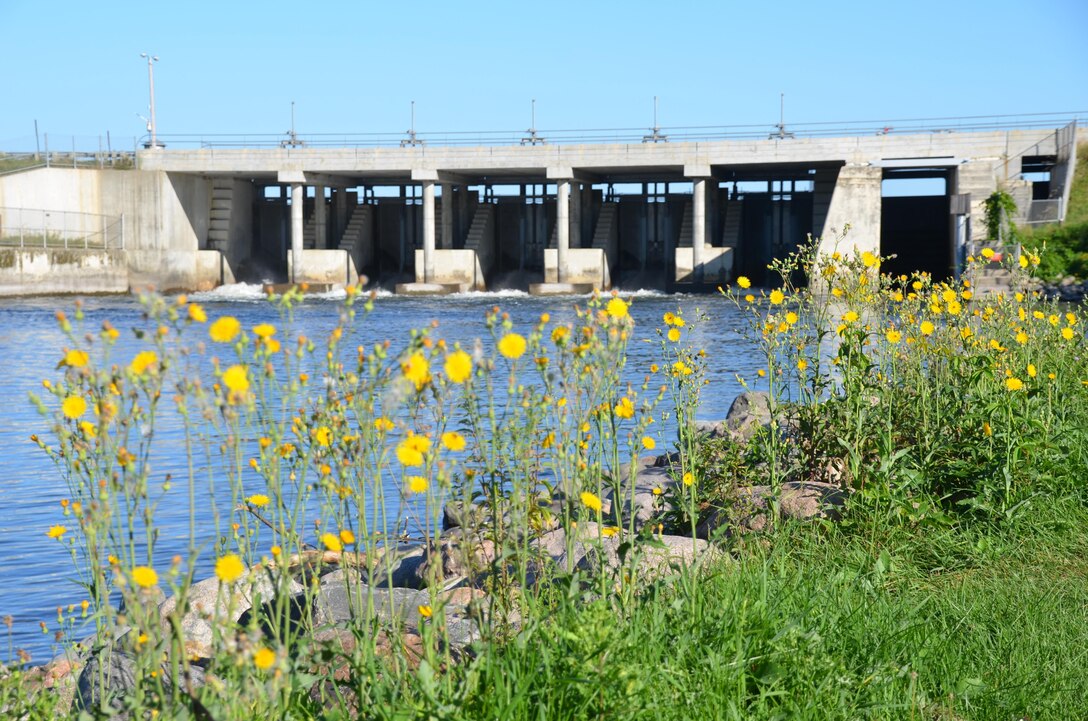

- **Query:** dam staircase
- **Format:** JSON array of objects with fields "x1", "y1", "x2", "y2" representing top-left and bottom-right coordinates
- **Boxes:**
[
  {"x1": 721, "y1": 200, "x2": 743, "y2": 248},
  {"x1": 208, "y1": 179, "x2": 233, "y2": 250},
  {"x1": 464, "y1": 204, "x2": 495, "y2": 252},
  {"x1": 337, "y1": 205, "x2": 372, "y2": 255},
  {"x1": 677, "y1": 200, "x2": 693, "y2": 247},
  {"x1": 590, "y1": 202, "x2": 618, "y2": 252}
]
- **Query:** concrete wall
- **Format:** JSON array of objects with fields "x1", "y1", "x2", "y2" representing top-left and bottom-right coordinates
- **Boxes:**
[
  {"x1": 0, "y1": 167, "x2": 224, "y2": 293},
  {"x1": 675, "y1": 247, "x2": 733, "y2": 283},
  {"x1": 288, "y1": 249, "x2": 360, "y2": 286},
  {"x1": 0, "y1": 249, "x2": 128, "y2": 295},
  {"x1": 543, "y1": 248, "x2": 610, "y2": 288},
  {"x1": 817, "y1": 165, "x2": 882, "y2": 259},
  {"x1": 413, "y1": 249, "x2": 485, "y2": 290}
]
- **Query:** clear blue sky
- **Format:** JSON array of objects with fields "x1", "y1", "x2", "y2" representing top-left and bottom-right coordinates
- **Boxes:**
[{"x1": 2, "y1": 0, "x2": 1086, "y2": 150}]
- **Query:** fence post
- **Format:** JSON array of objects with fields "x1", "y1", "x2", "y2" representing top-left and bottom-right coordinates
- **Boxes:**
[
  {"x1": 121, "y1": 214, "x2": 125, "y2": 250},
  {"x1": 44, "y1": 134, "x2": 50, "y2": 168}
]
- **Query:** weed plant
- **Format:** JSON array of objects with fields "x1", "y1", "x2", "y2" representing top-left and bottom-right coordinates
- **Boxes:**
[{"x1": 3, "y1": 236, "x2": 1086, "y2": 720}]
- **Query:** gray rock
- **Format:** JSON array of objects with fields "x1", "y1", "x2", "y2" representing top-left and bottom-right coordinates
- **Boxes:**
[
  {"x1": 313, "y1": 582, "x2": 430, "y2": 628},
  {"x1": 602, "y1": 465, "x2": 676, "y2": 530},
  {"x1": 538, "y1": 523, "x2": 715, "y2": 581},
  {"x1": 158, "y1": 566, "x2": 303, "y2": 659},
  {"x1": 368, "y1": 545, "x2": 427, "y2": 589},
  {"x1": 75, "y1": 649, "x2": 205, "y2": 718},
  {"x1": 725, "y1": 391, "x2": 773, "y2": 443},
  {"x1": 697, "y1": 481, "x2": 847, "y2": 538}
]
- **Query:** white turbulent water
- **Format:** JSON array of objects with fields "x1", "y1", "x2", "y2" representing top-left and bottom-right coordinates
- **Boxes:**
[{"x1": 0, "y1": 288, "x2": 765, "y2": 662}]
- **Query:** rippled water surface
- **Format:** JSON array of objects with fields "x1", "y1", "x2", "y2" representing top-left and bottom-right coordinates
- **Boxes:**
[{"x1": 0, "y1": 286, "x2": 766, "y2": 661}]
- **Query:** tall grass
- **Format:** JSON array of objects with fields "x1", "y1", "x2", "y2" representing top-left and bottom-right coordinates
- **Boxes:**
[{"x1": 4, "y1": 236, "x2": 1087, "y2": 719}]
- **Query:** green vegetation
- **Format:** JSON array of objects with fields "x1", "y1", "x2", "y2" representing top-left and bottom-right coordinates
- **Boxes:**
[
  {"x1": 1017, "y1": 143, "x2": 1088, "y2": 282},
  {"x1": 3, "y1": 241, "x2": 1087, "y2": 719}
]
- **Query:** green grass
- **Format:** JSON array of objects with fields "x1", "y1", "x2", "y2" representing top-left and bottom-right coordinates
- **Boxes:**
[
  {"x1": 1065, "y1": 142, "x2": 1088, "y2": 227},
  {"x1": 366, "y1": 500, "x2": 1088, "y2": 721}
]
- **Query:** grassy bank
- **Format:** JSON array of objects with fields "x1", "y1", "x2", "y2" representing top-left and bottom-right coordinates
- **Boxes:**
[{"x1": 3, "y1": 240, "x2": 1087, "y2": 719}]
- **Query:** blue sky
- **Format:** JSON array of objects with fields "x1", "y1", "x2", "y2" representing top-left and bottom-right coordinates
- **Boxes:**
[{"x1": 1, "y1": 0, "x2": 1085, "y2": 150}]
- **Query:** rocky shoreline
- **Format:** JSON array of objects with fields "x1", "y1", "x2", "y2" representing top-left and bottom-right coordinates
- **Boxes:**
[{"x1": 12, "y1": 391, "x2": 848, "y2": 718}]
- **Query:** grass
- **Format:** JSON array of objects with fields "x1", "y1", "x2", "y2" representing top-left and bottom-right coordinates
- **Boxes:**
[
  {"x1": 343, "y1": 500, "x2": 1088, "y2": 720},
  {"x1": 4, "y1": 243, "x2": 1088, "y2": 719}
]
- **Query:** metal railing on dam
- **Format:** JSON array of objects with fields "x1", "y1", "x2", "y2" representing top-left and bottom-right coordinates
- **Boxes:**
[
  {"x1": 0, "y1": 208, "x2": 125, "y2": 250},
  {"x1": 146, "y1": 110, "x2": 1087, "y2": 150}
]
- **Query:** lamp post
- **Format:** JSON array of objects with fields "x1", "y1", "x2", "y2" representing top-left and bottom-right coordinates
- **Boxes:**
[{"x1": 140, "y1": 53, "x2": 159, "y2": 148}]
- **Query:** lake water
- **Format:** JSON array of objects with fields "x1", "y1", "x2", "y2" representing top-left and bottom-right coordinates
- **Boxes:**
[{"x1": 0, "y1": 286, "x2": 767, "y2": 663}]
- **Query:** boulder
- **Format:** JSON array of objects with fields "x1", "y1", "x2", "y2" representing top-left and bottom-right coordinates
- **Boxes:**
[
  {"x1": 75, "y1": 649, "x2": 205, "y2": 719},
  {"x1": 536, "y1": 523, "x2": 715, "y2": 581},
  {"x1": 724, "y1": 391, "x2": 773, "y2": 443},
  {"x1": 158, "y1": 567, "x2": 303, "y2": 659},
  {"x1": 697, "y1": 481, "x2": 847, "y2": 538}
]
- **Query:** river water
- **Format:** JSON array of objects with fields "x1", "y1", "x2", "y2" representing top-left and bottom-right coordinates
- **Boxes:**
[{"x1": 0, "y1": 286, "x2": 767, "y2": 662}]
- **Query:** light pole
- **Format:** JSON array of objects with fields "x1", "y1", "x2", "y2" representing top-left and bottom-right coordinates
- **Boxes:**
[{"x1": 140, "y1": 53, "x2": 160, "y2": 148}]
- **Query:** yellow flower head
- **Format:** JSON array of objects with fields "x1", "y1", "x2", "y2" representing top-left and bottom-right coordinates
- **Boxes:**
[
  {"x1": 641, "y1": 436, "x2": 656, "y2": 450},
  {"x1": 209, "y1": 316, "x2": 241, "y2": 343},
  {"x1": 339, "y1": 529, "x2": 355, "y2": 546},
  {"x1": 64, "y1": 349, "x2": 89, "y2": 368},
  {"x1": 441, "y1": 431, "x2": 466, "y2": 452},
  {"x1": 47, "y1": 525, "x2": 67, "y2": 539},
  {"x1": 253, "y1": 647, "x2": 276, "y2": 671},
  {"x1": 667, "y1": 328, "x2": 681, "y2": 343},
  {"x1": 498, "y1": 333, "x2": 527, "y2": 359},
  {"x1": 62, "y1": 395, "x2": 87, "y2": 420},
  {"x1": 769, "y1": 290, "x2": 785, "y2": 305},
  {"x1": 580, "y1": 491, "x2": 602, "y2": 513},
  {"x1": 842, "y1": 311, "x2": 859, "y2": 324},
  {"x1": 797, "y1": 359, "x2": 808, "y2": 371},
  {"x1": 1027, "y1": 364, "x2": 1037, "y2": 378},
  {"x1": 418, "y1": 604, "x2": 433, "y2": 619},
  {"x1": 613, "y1": 396, "x2": 635, "y2": 419},
  {"x1": 247, "y1": 494, "x2": 270, "y2": 507},
  {"x1": 444, "y1": 350, "x2": 473, "y2": 384},
  {"x1": 132, "y1": 566, "x2": 158, "y2": 589},
  {"x1": 886, "y1": 329, "x2": 902, "y2": 344},
  {"x1": 187, "y1": 303, "x2": 207, "y2": 323},
  {"x1": 1005, "y1": 377, "x2": 1024, "y2": 391},
  {"x1": 128, "y1": 350, "x2": 159, "y2": 376},
  {"x1": 401, "y1": 351, "x2": 431, "y2": 391},
  {"x1": 321, "y1": 532, "x2": 342, "y2": 552},
  {"x1": 736, "y1": 276, "x2": 752, "y2": 289},
  {"x1": 406, "y1": 475, "x2": 429, "y2": 494},
  {"x1": 606, "y1": 297, "x2": 629, "y2": 320},
  {"x1": 981, "y1": 248, "x2": 995, "y2": 260},
  {"x1": 222, "y1": 365, "x2": 250, "y2": 395},
  {"x1": 682, "y1": 472, "x2": 695, "y2": 487},
  {"x1": 215, "y1": 554, "x2": 245, "y2": 584},
  {"x1": 252, "y1": 323, "x2": 276, "y2": 339},
  {"x1": 785, "y1": 311, "x2": 799, "y2": 325},
  {"x1": 396, "y1": 433, "x2": 431, "y2": 466},
  {"x1": 1061, "y1": 327, "x2": 1075, "y2": 341},
  {"x1": 920, "y1": 321, "x2": 935, "y2": 336},
  {"x1": 861, "y1": 251, "x2": 879, "y2": 268}
]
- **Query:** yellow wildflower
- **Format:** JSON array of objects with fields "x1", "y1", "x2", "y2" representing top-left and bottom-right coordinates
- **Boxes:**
[
  {"x1": 641, "y1": 436, "x2": 656, "y2": 450},
  {"x1": 247, "y1": 494, "x2": 270, "y2": 507},
  {"x1": 253, "y1": 648, "x2": 276, "y2": 670},
  {"x1": 215, "y1": 554, "x2": 245, "y2": 584},
  {"x1": 1005, "y1": 377, "x2": 1023, "y2": 391},
  {"x1": 64, "y1": 349, "x2": 89, "y2": 368},
  {"x1": 407, "y1": 476, "x2": 429, "y2": 494},
  {"x1": 313, "y1": 426, "x2": 331, "y2": 447},
  {"x1": 396, "y1": 433, "x2": 431, "y2": 466},
  {"x1": 613, "y1": 397, "x2": 635, "y2": 419},
  {"x1": 444, "y1": 350, "x2": 473, "y2": 384},
  {"x1": 209, "y1": 316, "x2": 241, "y2": 343},
  {"x1": 682, "y1": 472, "x2": 694, "y2": 487},
  {"x1": 441, "y1": 431, "x2": 466, "y2": 451},
  {"x1": 321, "y1": 532, "x2": 342, "y2": 552},
  {"x1": 222, "y1": 365, "x2": 249, "y2": 394},
  {"x1": 128, "y1": 350, "x2": 159, "y2": 376},
  {"x1": 339, "y1": 529, "x2": 355, "y2": 546},
  {"x1": 62, "y1": 396, "x2": 87, "y2": 420},
  {"x1": 498, "y1": 333, "x2": 527, "y2": 359},
  {"x1": 606, "y1": 297, "x2": 629, "y2": 320},
  {"x1": 737, "y1": 276, "x2": 752, "y2": 289},
  {"x1": 47, "y1": 525, "x2": 67, "y2": 539},
  {"x1": 132, "y1": 566, "x2": 158, "y2": 589},
  {"x1": 401, "y1": 351, "x2": 431, "y2": 390},
  {"x1": 252, "y1": 323, "x2": 276, "y2": 339},
  {"x1": 769, "y1": 290, "x2": 785, "y2": 305},
  {"x1": 187, "y1": 303, "x2": 207, "y2": 323},
  {"x1": 920, "y1": 321, "x2": 935, "y2": 336},
  {"x1": 580, "y1": 491, "x2": 602, "y2": 513}
]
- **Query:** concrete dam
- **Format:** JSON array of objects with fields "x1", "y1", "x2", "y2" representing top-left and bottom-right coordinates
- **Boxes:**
[{"x1": 0, "y1": 121, "x2": 1080, "y2": 295}]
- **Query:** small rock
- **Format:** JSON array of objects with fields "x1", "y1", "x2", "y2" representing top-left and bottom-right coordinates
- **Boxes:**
[{"x1": 697, "y1": 481, "x2": 846, "y2": 538}]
